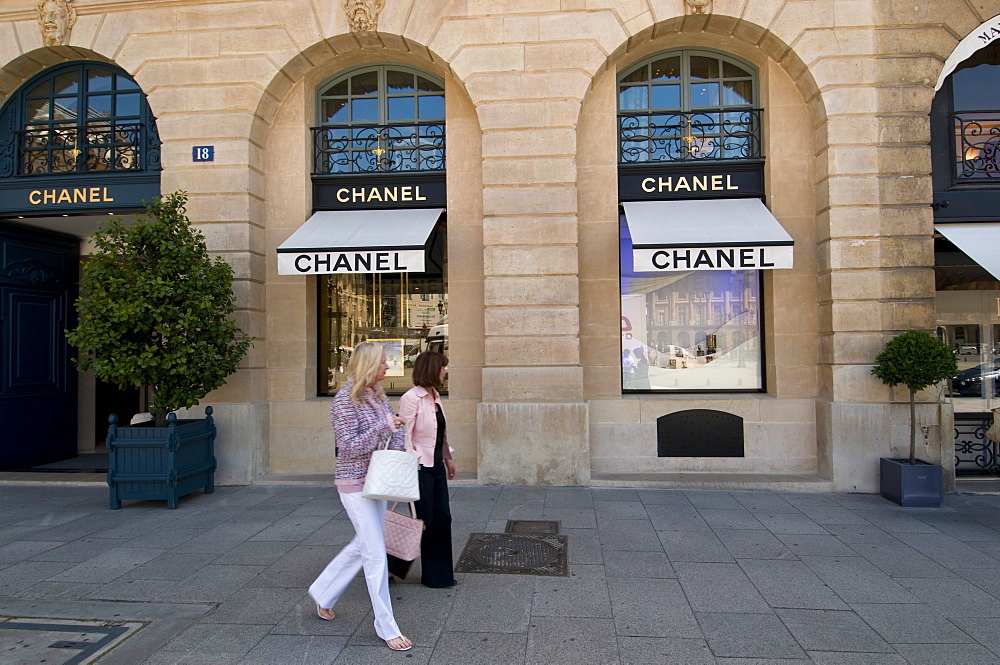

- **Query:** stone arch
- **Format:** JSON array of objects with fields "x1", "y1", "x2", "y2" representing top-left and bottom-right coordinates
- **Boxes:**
[
  {"x1": 577, "y1": 14, "x2": 827, "y2": 398},
  {"x1": 253, "y1": 33, "x2": 484, "y2": 474}
]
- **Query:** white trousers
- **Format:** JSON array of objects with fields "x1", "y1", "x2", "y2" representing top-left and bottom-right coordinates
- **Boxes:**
[{"x1": 308, "y1": 492, "x2": 402, "y2": 640}]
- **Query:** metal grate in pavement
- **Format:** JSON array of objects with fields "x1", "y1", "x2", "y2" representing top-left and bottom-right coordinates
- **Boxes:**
[
  {"x1": 505, "y1": 519, "x2": 560, "y2": 534},
  {"x1": 455, "y1": 532, "x2": 568, "y2": 576},
  {"x1": 0, "y1": 618, "x2": 141, "y2": 665}
]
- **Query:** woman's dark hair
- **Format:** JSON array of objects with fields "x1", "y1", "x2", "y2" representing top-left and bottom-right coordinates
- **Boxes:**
[{"x1": 412, "y1": 351, "x2": 448, "y2": 391}]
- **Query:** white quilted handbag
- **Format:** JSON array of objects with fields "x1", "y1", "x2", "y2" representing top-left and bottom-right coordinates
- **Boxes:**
[{"x1": 361, "y1": 435, "x2": 420, "y2": 502}]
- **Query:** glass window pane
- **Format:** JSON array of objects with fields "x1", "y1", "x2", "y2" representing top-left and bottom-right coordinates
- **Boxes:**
[
  {"x1": 352, "y1": 70, "x2": 379, "y2": 96},
  {"x1": 323, "y1": 98, "x2": 349, "y2": 123},
  {"x1": 87, "y1": 94, "x2": 112, "y2": 118},
  {"x1": 388, "y1": 96, "x2": 415, "y2": 122},
  {"x1": 417, "y1": 76, "x2": 443, "y2": 93},
  {"x1": 650, "y1": 57, "x2": 681, "y2": 81},
  {"x1": 689, "y1": 56, "x2": 719, "y2": 80},
  {"x1": 26, "y1": 99, "x2": 50, "y2": 122},
  {"x1": 690, "y1": 82, "x2": 719, "y2": 107},
  {"x1": 351, "y1": 97, "x2": 378, "y2": 123},
  {"x1": 53, "y1": 72, "x2": 78, "y2": 95},
  {"x1": 27, "y1": 80, "x2": 50, "y2": 98},
  {"x1": 619, "y1": 85, "x2": 649, "y2": 111},
  {"x1": 417, "y1": 94, "x2": 445, "y2": 119},
  {"x1": 952, "y1": 41, "x2": 1000, "y2": 111},
  {"x1": 650, "y1": 84, "x2": 680, "y2": 109},
  {"x1": 621, "y1": 66, "x2": 649, "y2": 84},
  {"x1": 722, "y1": 80, "x2": 752, "y2": 106},
  {"x1": 114, "y1": 92, "x2": 140, "y2": 117},
  {"x1": 722, "y1": 61, "x2": 751, "y2": 78},
  {"x1": 387, "y1": 70, "x2": 415, "y2": 94},
  {"x1": 953, "y1": 65, "x2": 1000, "y2": 111},
  {"x1": 52, "y1": 96, "x2": 78, "y2": 120},
  {"x1": 115, "y1": 74, "x2": 139, "y2": 91},
  {"x1": 87, "y1": 71, "x2": 112, "y2": 92},
  {"x1": 325, "y1": 79, "x2": 350, "y2": 97}
]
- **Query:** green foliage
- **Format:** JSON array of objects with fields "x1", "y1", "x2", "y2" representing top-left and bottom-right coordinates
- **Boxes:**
[
  {"x1": 66, "y1": 192, "x2": 252, "y2": 427},
  {"x1": 871, "y1": 330, "x2": 957, "y2": 393},
  {"x1": 871, "y1": 330, "x2": 957, "y2": 464}
]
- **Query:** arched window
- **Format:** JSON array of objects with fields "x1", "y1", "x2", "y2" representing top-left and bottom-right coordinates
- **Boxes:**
[
  {"x1": 0, "y1": 62, "x2": 160, "y2": 177},
  {"x1": 314, "y1": 66, "x2": 445, "y2": 174},
  {"x1": 312, "y1": 65, "x2": 448, "y2": 396},
  {"x1": 618, "y1": 50, "x2": 760, "y2": 163}
]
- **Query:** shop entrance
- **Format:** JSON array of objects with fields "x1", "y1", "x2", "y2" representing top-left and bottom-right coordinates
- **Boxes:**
[{"x1": 0, "y1": 224, "x2": 79, "y2": 468}]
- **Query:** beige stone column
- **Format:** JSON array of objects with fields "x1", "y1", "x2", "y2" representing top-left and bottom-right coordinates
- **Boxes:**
[
  {"x1": 818, "y1": 15, "x2": 941, "y2": 493},
  {"x1": 464, "y1": 54, "x2": 592, "y2": 486},
  {"x1": 123, "y1": 12, "x2": 275, "y2": 484}
]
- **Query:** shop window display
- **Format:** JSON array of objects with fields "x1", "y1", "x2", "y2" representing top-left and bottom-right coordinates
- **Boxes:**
[
  {"x1": 318, "y1": 221, "x2": 447, "y2": 396},
  {"x1": 620, "y1": 219, "x2": 763, "y2": 392}
]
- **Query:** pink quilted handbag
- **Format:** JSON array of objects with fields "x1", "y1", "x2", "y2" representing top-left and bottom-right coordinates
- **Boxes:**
[{"x1": 384, "y1": 502, "x2": 424, "y2": 561}]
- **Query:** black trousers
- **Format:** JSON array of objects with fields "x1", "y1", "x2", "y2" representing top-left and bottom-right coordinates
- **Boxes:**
[{"x1": 387, "y1": 462, "x2": 456, "y2": 587}]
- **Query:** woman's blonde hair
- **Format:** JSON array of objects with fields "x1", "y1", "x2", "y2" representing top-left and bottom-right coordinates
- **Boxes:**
[{"x1": 346, "y1": 341, "x2": 387, "y2": 405}]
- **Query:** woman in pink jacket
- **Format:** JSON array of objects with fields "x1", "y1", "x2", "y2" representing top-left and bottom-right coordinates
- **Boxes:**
[
  {"x1": 387, "y1": 351, "x2": 457, "y2": 588},
  {"x1": 308, "y1": 341, "x2": 413, "y2": 652}
]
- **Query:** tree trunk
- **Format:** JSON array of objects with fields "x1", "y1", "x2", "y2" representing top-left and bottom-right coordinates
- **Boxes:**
[{"x1": 909, "y1": 388, "x2": 916, "y2": 465}]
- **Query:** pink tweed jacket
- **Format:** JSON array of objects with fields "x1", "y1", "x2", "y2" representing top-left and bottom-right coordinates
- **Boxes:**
[{"x1": 332, "y1": 380, "x2": 406, "y2": 492}]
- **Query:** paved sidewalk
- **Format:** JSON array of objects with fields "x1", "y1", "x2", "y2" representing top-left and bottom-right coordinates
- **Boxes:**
[{"x1": 4, "y1": 484, "x2": 1000, "y2": 664}]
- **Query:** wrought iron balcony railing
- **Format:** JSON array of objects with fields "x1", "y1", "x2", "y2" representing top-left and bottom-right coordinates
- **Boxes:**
[
  {"x1": 952, "y1": 111, "x2": 1000, "y2": 181},
  {"x1": 619, "y1": 108, "x2": 763, "y2": 164},
  {"x1": 14, "y1": 123, "x2": 144, "y2": 175},
  {"x1": 312, "y1": 122, "x2": 446, "y2": 175}
]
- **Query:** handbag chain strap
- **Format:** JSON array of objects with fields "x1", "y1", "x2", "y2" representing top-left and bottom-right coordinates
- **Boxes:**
[{"x1": 389, "y1": 501, "x2": 420, "y2": 520}]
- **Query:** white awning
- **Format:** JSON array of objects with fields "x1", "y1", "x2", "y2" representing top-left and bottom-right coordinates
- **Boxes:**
[
  {"x1": 621, "y1": 198, "x2": 794, "y2": 272},
  {"x1": 935, "y1": 13, "x2": 1000, "y2": 91},
  {"x1": 277, "y1": 208, "x2": 443, "y2": 275},
  {"x1": 936, "y1": 223, "x2": 1000, "y2": 281}
]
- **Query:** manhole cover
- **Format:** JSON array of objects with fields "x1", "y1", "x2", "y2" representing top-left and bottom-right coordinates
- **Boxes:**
[
  {"x1": 455, "y1": 533, "x2": 568, "y2": 576},
  {"x1": 505, "y1": 520, "x2": 560, "y2": 534}
]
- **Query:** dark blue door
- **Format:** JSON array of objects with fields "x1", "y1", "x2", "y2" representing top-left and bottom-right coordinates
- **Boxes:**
[{"x1": 0, "y1": 224, "x2": 78, "y2": 467}]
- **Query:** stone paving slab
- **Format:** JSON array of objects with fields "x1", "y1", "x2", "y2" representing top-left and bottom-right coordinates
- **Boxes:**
[{"x1": 3, "y1": 484, "x2": 1000, "y2": 662}]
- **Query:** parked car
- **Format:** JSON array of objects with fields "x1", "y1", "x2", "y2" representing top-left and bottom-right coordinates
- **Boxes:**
[
  {"x1": 958, "y1": 345, "x2": 979, "y2": 356},
  {"x1": 951, "y1": 359, "x2": 1000, "y2": 397}
]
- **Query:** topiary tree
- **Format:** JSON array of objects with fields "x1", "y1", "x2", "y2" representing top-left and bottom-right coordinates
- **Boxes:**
[
  {"x1": 66, "y1": 191, "x2": 252, "y2": 428},
  {"x1": 871, "y1": 330, "x2": 957, "y2": 465}
]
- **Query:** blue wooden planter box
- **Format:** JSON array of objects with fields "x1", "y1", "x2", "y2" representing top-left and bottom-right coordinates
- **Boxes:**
[
  {"x1": 879, "y1": 457, "x2": 942, "y2": 507},
  {"x1": 106, "y1": 407, "x2": 217, "y2": 509}
]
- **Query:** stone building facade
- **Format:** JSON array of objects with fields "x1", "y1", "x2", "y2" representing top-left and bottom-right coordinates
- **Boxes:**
[{"x1": 2, "y1": 0, "x2": 999, "y2": 493}]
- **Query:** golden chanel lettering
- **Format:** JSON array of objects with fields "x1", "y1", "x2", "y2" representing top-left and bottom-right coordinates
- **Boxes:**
[{"x1": 28, "y1": 187, "x2": 115, "y2": 205}]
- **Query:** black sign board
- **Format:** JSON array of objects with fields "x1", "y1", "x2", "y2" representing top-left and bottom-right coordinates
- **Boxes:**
[
  {"x1": 312, "y1": 172, "x2": 446, "y2": 210},
  {"x1": 619, "y1": 161, "x2": 764, "y2": 201},
  {"x1": 0, "y1": 174, "x2": 160, "y2": 217}
]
